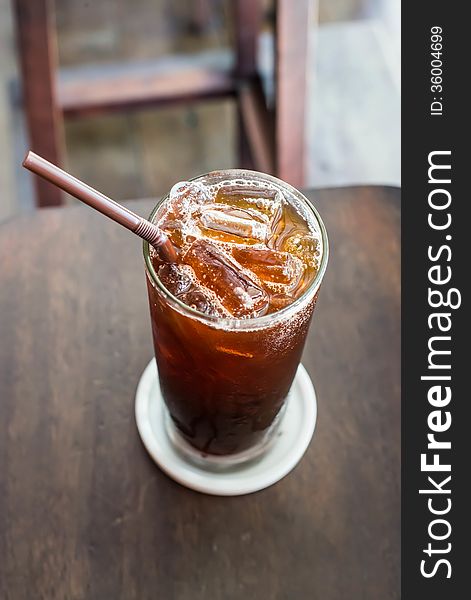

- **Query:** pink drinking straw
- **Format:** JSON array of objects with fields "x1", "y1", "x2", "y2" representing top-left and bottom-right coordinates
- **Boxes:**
[{"x1": 23, "y1": 151, "x2": 177, "y2": 263}]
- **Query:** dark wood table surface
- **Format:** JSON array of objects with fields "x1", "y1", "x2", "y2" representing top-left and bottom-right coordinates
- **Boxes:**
[{"x1": 0, "y1": 186, "x2": 400, "y2": 600}]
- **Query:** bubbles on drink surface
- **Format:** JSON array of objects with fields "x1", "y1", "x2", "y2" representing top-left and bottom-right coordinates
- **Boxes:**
[
  {"x1": 168, "y1": 180, "x2": 210, "y2": 218},
  {"x1": 151, "y1": 178, "x2": 322, "y2": 318},
  {"x1": 282, "y1": 233, "x2": 320, "y2": 269}
]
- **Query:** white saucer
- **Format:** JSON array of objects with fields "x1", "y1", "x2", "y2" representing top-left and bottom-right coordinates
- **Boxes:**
[{"x1": 135, "y1": 358, "x2": 317, "y2": 496}]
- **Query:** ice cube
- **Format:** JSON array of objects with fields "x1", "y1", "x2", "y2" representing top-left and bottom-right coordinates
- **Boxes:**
[
  {"x1": 215, "y1": 186, "x2": 283, "y2": 222},
  {"x1": 198, "y1": 207, "x2": 268, "y2": 243},
  {"x1": 231, "y1": 247, "x2": 303, "y2": 286},
  {"x1": 169, "y1": 181, "x2": 211, "y2": 219},
  {"x1": 158, "y1": 264, "x2": 192, "y2": 296},
  {"x1": 217, "y1": 205, "x2": 269, "y2": 224},
  {"x1": 183, "y1": 239, "x2": 269, "y2": 318}
]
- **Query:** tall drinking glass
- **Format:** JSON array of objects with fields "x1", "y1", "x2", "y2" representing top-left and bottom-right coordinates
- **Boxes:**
[{"x1": 144, "y1": 170, "x2": 328, "y2": 467}]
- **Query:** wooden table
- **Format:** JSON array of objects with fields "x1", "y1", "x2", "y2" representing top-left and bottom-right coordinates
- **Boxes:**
[{"x1": 0, "y1": 186, "x2": 400, "y2": 599}]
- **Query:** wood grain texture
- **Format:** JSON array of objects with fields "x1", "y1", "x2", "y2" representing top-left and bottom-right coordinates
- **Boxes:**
[{"x1": 0, "y1": 187, "x2": 400, "y2": 600}]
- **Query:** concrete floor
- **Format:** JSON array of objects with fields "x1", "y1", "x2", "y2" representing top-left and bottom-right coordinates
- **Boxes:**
[{"x1": 0, "y1": 0, "x2": 400, "y2": 221}]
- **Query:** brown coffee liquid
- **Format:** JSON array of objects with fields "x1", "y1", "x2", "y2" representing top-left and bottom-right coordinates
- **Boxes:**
[{"x1": 147, "y1": 177, "x2": 322, "y2": 455}]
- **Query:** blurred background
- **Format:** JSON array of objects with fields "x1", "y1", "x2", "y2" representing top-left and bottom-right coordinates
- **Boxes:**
[{"x1": 0, "y1": 0, "x2": 399, "y2": 222}]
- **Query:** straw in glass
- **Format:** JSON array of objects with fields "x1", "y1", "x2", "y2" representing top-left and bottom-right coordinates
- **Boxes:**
[{"x1": 23, "y1": 151, "x2": 177, "y2": 263}]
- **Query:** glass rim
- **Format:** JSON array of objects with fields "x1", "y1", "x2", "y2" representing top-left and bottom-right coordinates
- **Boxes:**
[{"x1": 143, "y1": 169, "x2": 329, "y2": 330}]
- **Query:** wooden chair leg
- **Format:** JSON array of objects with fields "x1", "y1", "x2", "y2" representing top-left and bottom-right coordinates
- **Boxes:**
[
  {"x1": 234, "y1": 0, "x2": 262, "y2": 170},
  {"x1": 238, "y1": 80, "x2": 275, "y2": 174},
  {"x1": 237, "y1": 104, "x2": 255, "y2": 170},
  {"x1": 275, "y1": 0, "x2": 313, "y2": 188},
  {"x1": 188, "y1": 0, "x2": 213, "y2": 33},
  {"x1": 14, "y1": 0, "x2": 65, "y2": 207},
  {"x1": 234, "y1": 0, "x2": 262, "y2": 79}
]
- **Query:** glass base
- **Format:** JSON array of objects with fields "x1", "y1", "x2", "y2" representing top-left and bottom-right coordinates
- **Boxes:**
[
  {"x1": 163, "y1": 404, "x2": 286, "y2": 471},
  {"x1": 135, "y1": 358, "x2": 317, "y2": 495}
]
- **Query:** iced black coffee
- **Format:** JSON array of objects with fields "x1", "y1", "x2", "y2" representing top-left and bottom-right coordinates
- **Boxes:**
[{"x1": 144, "y1": 170, "x2": 327, "y2": 457}]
